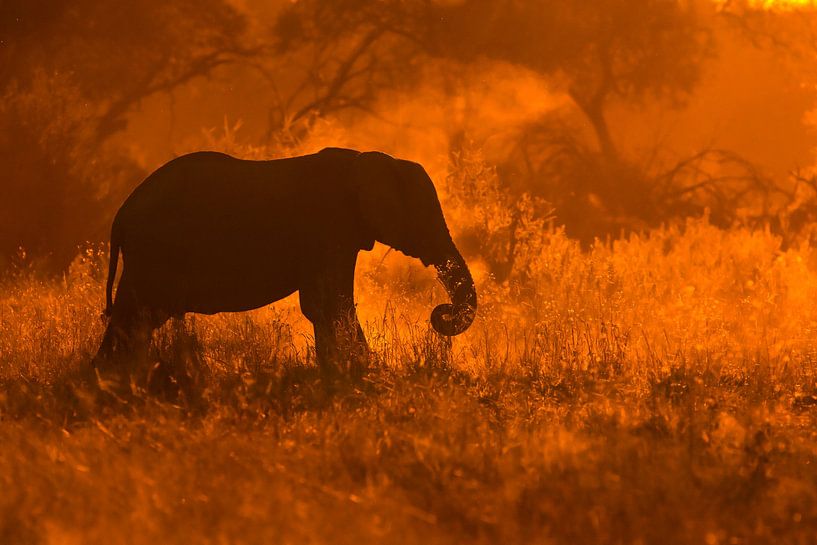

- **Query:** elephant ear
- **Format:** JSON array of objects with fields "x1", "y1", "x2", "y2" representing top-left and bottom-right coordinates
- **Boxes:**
[{"x1": 352, "y1": 151, "x2": 412, "y2": 253}]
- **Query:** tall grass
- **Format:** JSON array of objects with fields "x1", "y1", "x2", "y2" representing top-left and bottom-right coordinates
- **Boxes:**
[{"x1": 2, "y1": 219, "x2": 817, "y2": 544}]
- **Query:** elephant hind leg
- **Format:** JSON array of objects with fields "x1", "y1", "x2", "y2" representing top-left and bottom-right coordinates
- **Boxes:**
[{"x1": 93, "y1": 274, "x2": 168, "y2": 370}]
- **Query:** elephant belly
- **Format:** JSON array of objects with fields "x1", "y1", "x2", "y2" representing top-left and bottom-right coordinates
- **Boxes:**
[
  {"x1": 185, "y1": 280, "x2": 298, "y2": 315},
  {"x1": 124, "y1": 242, "x2": 302, "y2": 315}
]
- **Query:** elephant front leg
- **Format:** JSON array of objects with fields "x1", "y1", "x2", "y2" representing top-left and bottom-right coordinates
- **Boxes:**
[
  {"x1": 303, "y1": 295, "x2": 369, "y2": 377},
  {"x1": 299, "y1": 255, "x2": 369, "y2": 376}
]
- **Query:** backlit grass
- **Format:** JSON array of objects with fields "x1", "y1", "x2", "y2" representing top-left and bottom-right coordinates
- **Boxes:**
[{"x1": 2, "y1": 220, "x2": 817, "y2": 544}]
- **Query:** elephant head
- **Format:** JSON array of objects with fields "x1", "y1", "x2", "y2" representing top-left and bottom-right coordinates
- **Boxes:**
[{"x1": 352, "y1": 151, "x2": 477, "y2": 336}]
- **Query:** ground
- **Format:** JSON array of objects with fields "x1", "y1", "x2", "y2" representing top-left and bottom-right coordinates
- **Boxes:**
[{"x1": 2, "y1": 220, "x2": 817, "y2": 544}]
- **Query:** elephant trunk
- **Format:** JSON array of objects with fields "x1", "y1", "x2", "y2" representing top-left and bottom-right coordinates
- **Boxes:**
[{"x1": 431, "y1": 247, "x2": 477, "y2": 336}]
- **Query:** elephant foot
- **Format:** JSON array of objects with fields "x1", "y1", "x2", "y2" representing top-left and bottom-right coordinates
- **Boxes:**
[
  {"x1": 316, "y1": 345, "x2": 371, "y2": 386},
  {"x1": 90, "y1": 343, "x2": 153, "y2": 400},
  {"x1": 343, "y1": 347, "x2": 371, "y2": 381}
]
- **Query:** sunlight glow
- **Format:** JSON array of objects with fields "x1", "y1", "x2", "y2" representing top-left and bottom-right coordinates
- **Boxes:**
[{"x1": 738, "y1": 0, "x2": 817, "y2": 9}]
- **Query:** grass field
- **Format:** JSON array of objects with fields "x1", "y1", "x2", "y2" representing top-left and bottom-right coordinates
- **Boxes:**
[{"x1": 3, "y1": 219, "x2": 817, "y2": 544}]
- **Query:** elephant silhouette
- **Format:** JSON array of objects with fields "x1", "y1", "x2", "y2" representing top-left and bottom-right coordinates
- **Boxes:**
[{"x1": 94, "y1": 147, "x2": 477, "y2": 370}]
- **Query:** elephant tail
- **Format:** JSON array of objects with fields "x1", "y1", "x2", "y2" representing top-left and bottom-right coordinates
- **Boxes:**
[{"x1": 104, "y1": 227, "x2": 121, "y2": 318}]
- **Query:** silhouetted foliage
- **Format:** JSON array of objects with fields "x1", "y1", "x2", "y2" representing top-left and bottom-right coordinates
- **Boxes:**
[
  {"x1": 427, "y1": 0, "x2": 711, "y2": 159},
  {"x1": 272, "y1": 0, "x2": 722, "y2": 241},
  {"x1": 263, "y1": 0, "x2": 427, "y2": 140},
  {"x1": 445, "y1": 144, "x2": 553, "y2": 284},
  {"x1": 0, "y1": 0, "x2": 254, "y2": 270},
  {"x1": 0, "y1": 75, "x2": 139, "y2": 269},
  {"x1": 432, "y1": 0, "x2": 721, "y2": 240},
  {"x1": 499, "y1": 118, "x2": 778, "y2": 242}
]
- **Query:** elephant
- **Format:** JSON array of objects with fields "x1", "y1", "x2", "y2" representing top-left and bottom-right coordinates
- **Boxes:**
[{"x1": 94, "y1": 147, "x2": 477, "y2": 371}]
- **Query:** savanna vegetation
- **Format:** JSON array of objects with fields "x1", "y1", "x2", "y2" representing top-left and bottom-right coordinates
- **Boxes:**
[
  {"x1": 5, "y1": 0, "x2": 817, "y2": 543},
  {"x1": 4, "y1": 213, "x2": 817, "y2": 544}
]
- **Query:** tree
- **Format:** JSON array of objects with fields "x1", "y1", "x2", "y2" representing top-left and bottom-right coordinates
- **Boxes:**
[
  {"x1": 270, "y1": 0, "x2": 715, "y2": 241},
  {"x1": 426, "y1": 0, "x2": 709, "y2": 157},
  {"x1": 258, "y1": 0, "x2": 428, "y2": 141},
  {"x1": 0, "y1": 0, "x2": 256, "y2": 270},
  {"x1": 428, "y1": 1, "x2": 720, "y2": 242}
]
